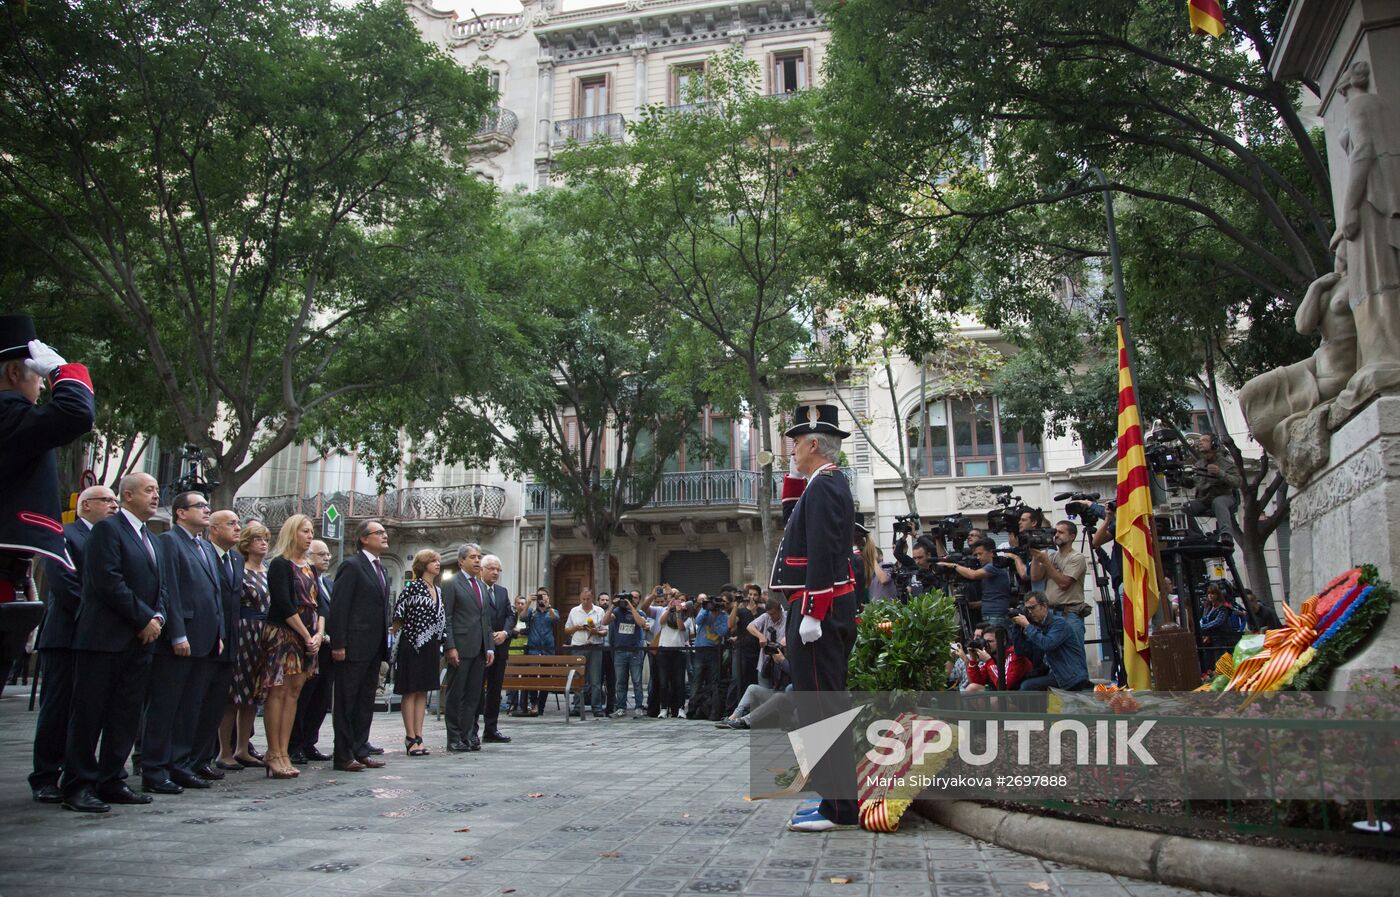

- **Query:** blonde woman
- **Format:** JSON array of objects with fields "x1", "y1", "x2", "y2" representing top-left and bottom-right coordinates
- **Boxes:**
[
  {"x1": 260, "y1": 515, "x2": 322, "y2": 778},
  {"x1": 218, "y1": 522, "x2": 271, "y2": 770},
  {"x1": 393, "y1": 550, "x2": 446, "y2": 756}
]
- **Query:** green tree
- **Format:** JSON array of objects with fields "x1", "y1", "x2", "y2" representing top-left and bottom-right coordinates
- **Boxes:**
[
  {"x1": 399, "y1": 191, "x2": 710, "y2": 591},
  {"x1": 817, "y1": 0, "x2": 1322, "y2": 606},
  {"x1": 0, "y1": 0, "x2": 496, "y2": 506},
  {"x1": 556, "y1": 49, "x2": 823, "y2": 569}
]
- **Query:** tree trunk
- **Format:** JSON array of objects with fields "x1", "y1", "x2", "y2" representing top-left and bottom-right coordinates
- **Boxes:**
[
  {"x1": 590, "y1": 538, "x2": 611, "y2": 596},
  {"x1": 1237, "y1": 518, "x2": 1278, "y2": 610},
  {"x1": 751, "y1": 369, "x2": 776, "y2": 578}
]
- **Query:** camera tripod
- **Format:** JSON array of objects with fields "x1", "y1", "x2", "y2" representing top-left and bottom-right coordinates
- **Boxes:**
[{"x1": 1081, "y1": 525, "x2": 1126, "y2": 686}]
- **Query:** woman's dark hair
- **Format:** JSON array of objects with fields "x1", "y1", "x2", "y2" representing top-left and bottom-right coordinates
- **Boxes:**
[{"x1": 988, "y1": 625, "x2": 1011, "y2": 690}]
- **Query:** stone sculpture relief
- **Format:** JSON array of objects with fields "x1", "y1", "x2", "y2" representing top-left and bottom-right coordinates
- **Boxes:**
[{"x1": 1240, "y1": 60, "x2": 1400, "y2": 486}]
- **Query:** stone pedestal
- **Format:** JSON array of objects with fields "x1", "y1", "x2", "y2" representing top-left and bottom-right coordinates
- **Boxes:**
[{"x1": 1287, "y1": 397, "x2": 1400, "y2": 689}]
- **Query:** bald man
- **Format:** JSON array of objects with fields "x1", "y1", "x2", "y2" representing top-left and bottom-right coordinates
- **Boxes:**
[
  {"x1": 192, "y1": 510, "x2": 242, "y2": 778},
  {"x1": 28, "y1": 485, "x2": 117, "y2": 803},
  {"x1": 61, "y1": 472, "x2": 168, "y2": 812}
]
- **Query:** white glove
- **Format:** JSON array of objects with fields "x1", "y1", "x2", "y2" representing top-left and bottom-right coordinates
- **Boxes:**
[
  {"x1": 25, "y1": 339, "x2": 65, "y2": 376},
  {"x1": 798, "y1": 614, "x2": 822, "y2": 644}
]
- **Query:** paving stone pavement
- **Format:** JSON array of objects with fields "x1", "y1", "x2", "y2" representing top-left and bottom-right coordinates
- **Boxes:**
[{"x1": 0, "y1": 689, "x2": 1225, "y2": 897}]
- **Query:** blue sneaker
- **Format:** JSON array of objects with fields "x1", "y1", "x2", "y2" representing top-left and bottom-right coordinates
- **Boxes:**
[{"x1": 787, "y1": 809, "x2": 856, "y2": 832}]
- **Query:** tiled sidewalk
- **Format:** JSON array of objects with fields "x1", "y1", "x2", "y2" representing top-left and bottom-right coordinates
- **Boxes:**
[{"x1": 0, "y1": 688, "x2": 1221, "y2": 897}]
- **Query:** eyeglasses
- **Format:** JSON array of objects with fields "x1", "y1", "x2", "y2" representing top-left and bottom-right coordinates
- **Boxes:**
[{"x1": 187, "y1": 502, "x2": 210, "y2": 510}]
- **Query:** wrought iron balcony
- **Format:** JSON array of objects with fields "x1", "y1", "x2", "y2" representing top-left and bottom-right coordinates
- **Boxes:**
[
  {"x1": 524, "y1": 468, "x2": 855, "y2": 516},
  {"x1": 475, "y1": 106, "x2": 519, "y2": 140},
  {"x1": 552, "y1": 113, "x2": 625, "y2": 146},
  {"x1": 231, "y1": 484, "x2": 507, "y2": 532}
]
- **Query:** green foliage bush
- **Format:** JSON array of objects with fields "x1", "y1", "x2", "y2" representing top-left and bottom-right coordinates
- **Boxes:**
[{"x1": 848, "y1": 590, "x2": 960, "y2": 693}]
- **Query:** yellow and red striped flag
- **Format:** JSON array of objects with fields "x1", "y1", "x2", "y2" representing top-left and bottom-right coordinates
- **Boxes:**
[
  {"x1": 1188, "y1": 0, "x2": 1226, "y2": 37},
  {"x1": 1115, "y1": 320, "x2": 1160, "y2": 690}
]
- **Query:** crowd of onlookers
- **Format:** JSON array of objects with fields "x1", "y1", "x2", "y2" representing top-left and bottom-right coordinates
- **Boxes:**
[{"x1": 497, "y1": 582, "x2": 791, "y2": 728}]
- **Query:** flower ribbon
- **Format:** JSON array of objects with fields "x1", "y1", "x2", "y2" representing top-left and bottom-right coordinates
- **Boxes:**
[{"x1": 1224, "y1": 597, "x2": 1320, "y2": 692}]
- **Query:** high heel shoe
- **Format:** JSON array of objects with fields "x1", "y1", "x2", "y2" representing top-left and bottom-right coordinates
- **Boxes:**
[{"x1": 265, "y1": 755, "x2": 296, "y2": 779}]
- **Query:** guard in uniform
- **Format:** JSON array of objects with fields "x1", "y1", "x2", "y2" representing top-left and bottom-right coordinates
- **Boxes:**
[
  {"x1": 768, "y1": 403, "x2": 858, "y2": 832},
  {"x1": 0, "y1": 315, "x2": 95, "y2": 676}
]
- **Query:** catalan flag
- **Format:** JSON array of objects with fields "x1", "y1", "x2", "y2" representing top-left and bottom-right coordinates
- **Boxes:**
[
  {"x1": 1188, "y1": 0, "x2": 1226, "y2": 38},
  {"x1": 1115, "y1": 320, "x2": 1159, "y2": 690}
]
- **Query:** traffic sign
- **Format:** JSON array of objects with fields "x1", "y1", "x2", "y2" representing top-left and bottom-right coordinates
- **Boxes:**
[{"x1": 323, "y1": 503, "x2": 342, "y2": 540}]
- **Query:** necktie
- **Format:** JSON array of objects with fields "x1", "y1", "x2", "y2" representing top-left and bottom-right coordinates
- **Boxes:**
[
  {"x1": 471, "y1": 577, "x2": 483, "y2": 610},
  {"x1": 373, "y1": 558, "x2": 387, "y2": 594},
  {"x1": 139, "y1": 524, "x2": 155, "y2": 563},
  {"x1": 195, "y1": 536, "x2": 216, "y2": 580}
]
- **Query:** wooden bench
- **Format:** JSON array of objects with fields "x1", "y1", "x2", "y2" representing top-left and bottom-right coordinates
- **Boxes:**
[{"x1": 502, "y1": 654, "x2": 590, "y2": 722}]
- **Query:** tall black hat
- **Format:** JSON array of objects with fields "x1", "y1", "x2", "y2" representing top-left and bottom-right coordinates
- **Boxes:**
[
  {"x1": 0, "y1": 315, "x2": 36, "y2": 363},
  {"x1": 784, "y1": 403, "x2": 850, "y2": 439}
]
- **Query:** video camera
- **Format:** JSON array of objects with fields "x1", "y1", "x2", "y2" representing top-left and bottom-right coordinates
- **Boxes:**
[
  {"x1": 171, "y1": 444, "x2": 218, "y2": 499},
  {"x1": 1145, "y1": 426, "x2": 1195, "y2": 492},
  {"x1": 1056, "y1": 491, "x2": 1107, "y2": 534},
  {"x1": 985, "y1": 486, "x2": 1053, "y2": 550},
  {"x1": 893, "y1": 514, "x2": 921, "y2": 537}
]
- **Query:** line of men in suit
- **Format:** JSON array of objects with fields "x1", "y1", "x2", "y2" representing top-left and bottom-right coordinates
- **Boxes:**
[
  {"x1": 440, "y1": 543, "x2": 516, "y2": 752},
  {"x1": 27, "y1": 478, "x2": 385, "y2": 810}
]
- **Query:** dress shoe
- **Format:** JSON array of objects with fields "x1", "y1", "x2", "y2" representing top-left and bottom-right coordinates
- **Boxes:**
[
  {"x1": 333, "y1": 759, "x2": 366, "y2": 772},
  {"x1": 142, "y1": 778, "x2": 184, "y2": 795},
  {"x1": 62, "y1": 789, "x2": 110, "y2": 813},
  {"x1": 98, "y1": 783, "x2": 153, "y2": 805},
  {"x1": 171, "y1": 771, "x2": 211, "y2": 789},
  {"x1": 289, "y1": 752, "x2": 308, "y2": 765},
  {"x1": 32, "y1": 784, "x2": 62, "y2": 803},
  {"x1": 305, "y1": 748, "x2": 332, "y2": 762},
  {"x1": 447, "y1": 740, "x2": 471, "y2": 753},
  {"x1": 483, "y1": 731, "x2": 511, "y2": 744},
  {"x1": 466, "y1": 736, "x2": 482, "y2": 751},
  {"x1": 356, "y1": 756, "x2": 386, "y2": 769},
  {"x1": 246, "y1": 744, "x2": 263, "y2": 761},
  {"x1": 215, "y1": 760, "x2": 244, "y2": 771},
  {"x1": 195, "y1": 763, "x2": 225, "y2": 780},
  {"x1": 365, "y1": 743, "x2": 385, "y2": 755}
]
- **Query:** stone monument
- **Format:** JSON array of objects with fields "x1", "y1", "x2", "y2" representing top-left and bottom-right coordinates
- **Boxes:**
[{"x1": 1243, "y1": 0, "x2": 1400, "y2": 690}]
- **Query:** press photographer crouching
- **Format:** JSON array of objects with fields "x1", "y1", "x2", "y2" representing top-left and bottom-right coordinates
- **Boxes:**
[
  {"x1": 1010, "y1": 593, "x2": 1090, "y2": 691},
  {"x1": 938, "y1": 539, "x2": 1026, "y2": 628}
]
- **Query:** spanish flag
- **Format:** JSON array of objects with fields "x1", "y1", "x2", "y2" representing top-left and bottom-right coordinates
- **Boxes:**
[
  {"x1": 1115, "y1": 320, "x2": 1159, "y2": 690},
  {"x1": 1188, "y1": 0, "x2": 1226, "y2": 38}
]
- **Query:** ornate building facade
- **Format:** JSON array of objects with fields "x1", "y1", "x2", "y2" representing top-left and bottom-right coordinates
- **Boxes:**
[{"x1": 222, "y1": 1, "x2": 1287, "y2": 654}]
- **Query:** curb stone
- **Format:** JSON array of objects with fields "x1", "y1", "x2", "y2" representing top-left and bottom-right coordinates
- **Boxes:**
[{"x1": 913, "y1": 799, "x2": 1400, "y2": 897}]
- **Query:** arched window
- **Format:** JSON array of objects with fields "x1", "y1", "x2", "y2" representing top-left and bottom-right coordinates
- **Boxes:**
[{"x1": 907, "y1": 396, "x2": 1043, "y2": 478}]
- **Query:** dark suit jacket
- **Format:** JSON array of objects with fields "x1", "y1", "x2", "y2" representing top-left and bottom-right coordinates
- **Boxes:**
[
  {"x1": 211, "y1": 546, "x2": 244, "y2": 663},
  {"x1": 156, "y1": 526, "x2": 225, "y2": 657},
  {"x1": 485, "y1": 583, "x2": 513, "y2": 654},
  {"x1": 441, "y1": 574, "x2": 491, "y2": 658},
  {"x1": 315, "y1": 573, "x2": 332, "y2": 619},
  {"x1": 36, "y1": 519, "x2": 92, "y2": 651},
  {"x1": 327, "y1": 553, "x2": 388, "y2": 663},
  {"x1": 71, "y1": 514, "x2": 167, "y2": 653}
]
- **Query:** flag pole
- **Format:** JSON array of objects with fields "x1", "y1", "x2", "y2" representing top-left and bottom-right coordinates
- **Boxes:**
[{"x1": 1093, "y1": 166, "x2": 1171, "y2": 634}]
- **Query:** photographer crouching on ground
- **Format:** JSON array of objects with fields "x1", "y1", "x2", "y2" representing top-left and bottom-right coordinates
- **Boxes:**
[{"x1": 1010, "y1": 593, "x2": 1090, "y2": 692}]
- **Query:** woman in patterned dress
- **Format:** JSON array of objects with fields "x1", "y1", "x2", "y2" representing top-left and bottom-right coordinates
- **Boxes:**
[
  {"x1": 260, "y1": 514, "x2": 323, "y2": 778},
  {"x1": 392, "y1": 549, "x2": 446, "y2": 756},
  {"x1": 217, "y1": 521, "x2": 271, "y2": 770}
]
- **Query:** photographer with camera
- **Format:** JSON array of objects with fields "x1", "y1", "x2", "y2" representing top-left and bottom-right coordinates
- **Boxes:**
[
  {"x1": 519, "y1": 589, "x2": 559, "y2": 716},
  {"x1": 939, "y1": 538, "x2": 1026, "y2": 628},
  {"x1": 602, "y1": 591, "x2": 650, "y2": 718},
  {"x1": 654, "y1": 591, "x2": 691, "y2": 718},
  {"x1": 1189, "y1": 433, "x2": 1242, "y2": 543},
  {"x1": 1010, "y1": 594, "x2": 1090, "y2": 692},
  {"x1": 716, "y1": 633, "x2": 790, "y2": 730},
  {"x1": 726, "y1": 584, "x2": 761, "y2": 713},
  {"x1": 961, "y1": 625, "x2": 1030, "y2": 692},
  {"x1": 1028, "y1": 520, "x2": 1091, "y2": 645},
  {"x1": 1007, "y1": 509, "x2": 1048, "y2": 594},
  {"x1": 687, "y1": 592, "x2": 728, "y2": 720}
]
